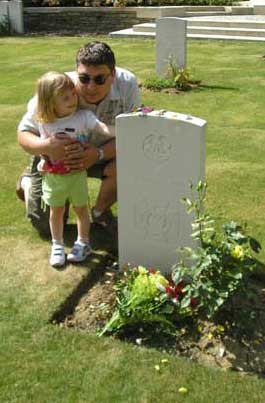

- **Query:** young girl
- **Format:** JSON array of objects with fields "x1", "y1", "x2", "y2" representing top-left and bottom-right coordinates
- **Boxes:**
[{"x1": 36, "y1": 71, "x2": 113, "y2": 267}]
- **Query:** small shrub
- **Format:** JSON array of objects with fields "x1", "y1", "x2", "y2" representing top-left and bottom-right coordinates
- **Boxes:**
[
  {"x1": 144, "y1": 76, "x2": 175, "y2": 91},
  {"x1": 144, "y1": 60, "x2": 201, "y2": 92},
  {"x1": 99, "y1": 182, "x2": 261, "y2": 337},
  {"x1": 167, "y1": 56, "x2": 201, "y2": 90},
  {"x1": 0, "y1": 16, "x2": 9, "y2": 36},
  {"x1": 172, "y1": 181, "x2": 261, "y2": 318}
]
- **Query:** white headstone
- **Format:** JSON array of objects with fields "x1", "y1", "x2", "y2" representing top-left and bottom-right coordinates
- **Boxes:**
[
  {"x1": 8, "y1": 0, "x2": 24, "y2": 34},
  {"x1": 116, "y1": 110, "x2": 206, "y2": 274},
  {"x1": 0, "y1": 1, "x2": 8, "y2": 22},
  {"x1": 156, "y1": 17, "x2": 187, "y2": 77},
  {"x1": 250, "y1": 0, "x2": 265, "y2": 4}
]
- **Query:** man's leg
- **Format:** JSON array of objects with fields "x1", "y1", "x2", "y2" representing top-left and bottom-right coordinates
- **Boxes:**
[
  {"x1": 94, "y1": 160, "x2": 117, "y2": 213},
  {"x1": 26, "y1": 156, "x2": 51, "y2": 237},
  {"x1": 87, "y1": 159, "x2": 117, "y2": 228}
]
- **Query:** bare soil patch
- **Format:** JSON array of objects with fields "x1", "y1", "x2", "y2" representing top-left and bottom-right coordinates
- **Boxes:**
[{"x1": 55, "y1": 265, "x2": 265, "y2": 378}]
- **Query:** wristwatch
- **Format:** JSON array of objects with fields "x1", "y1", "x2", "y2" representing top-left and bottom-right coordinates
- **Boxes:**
[{"x1": 97, "y1": 147, "x2": 105, "y2": 161}]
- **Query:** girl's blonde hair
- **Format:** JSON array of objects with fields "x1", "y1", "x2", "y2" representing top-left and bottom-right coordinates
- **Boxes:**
[{"x1": 36, "y1": 71, "x2": 75, "y2": 123}]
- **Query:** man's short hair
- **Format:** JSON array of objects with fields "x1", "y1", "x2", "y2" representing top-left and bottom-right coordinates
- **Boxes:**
[{"x1": 76, "y1": 42, "x2": 116, "y2": 72}]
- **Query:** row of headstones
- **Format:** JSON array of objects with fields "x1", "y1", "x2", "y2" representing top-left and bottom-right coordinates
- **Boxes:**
[{"x1": 0, "y1": 0, "x2": 24, "y2": 34}]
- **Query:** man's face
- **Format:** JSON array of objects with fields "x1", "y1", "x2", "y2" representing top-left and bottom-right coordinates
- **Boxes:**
[{"x1": 76, "y1": 63, "x2": 115, "y2": 105}]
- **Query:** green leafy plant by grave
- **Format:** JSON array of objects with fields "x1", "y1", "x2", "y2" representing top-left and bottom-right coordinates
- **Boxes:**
[
  {"x1": 172, "y1": 181, "x2": 261, "y2": 318},
  {"x1": 168, "y1": 56, "x2": 201, "y2": 91},
  {"x1": 0, "y1": 16, "x2": 9, "y2": 36},
  {"x1": 144, "y1": 76, "x2": 176, "y2": 91},
  {"x1": 144, "y1": 57, "x2": 201, "y2": 92},
  {"x1": 99, "y1": 182, "x2": 261, "y2": 337}
]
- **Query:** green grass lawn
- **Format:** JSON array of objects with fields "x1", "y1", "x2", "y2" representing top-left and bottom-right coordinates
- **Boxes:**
[{"x1": 1, "y1": 35, "x2": 265, "y2": 402}]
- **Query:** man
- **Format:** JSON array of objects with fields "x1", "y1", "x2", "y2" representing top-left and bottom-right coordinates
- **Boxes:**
[{"x1": 17, "y1": 41, "x2": 140, "y2": 236}]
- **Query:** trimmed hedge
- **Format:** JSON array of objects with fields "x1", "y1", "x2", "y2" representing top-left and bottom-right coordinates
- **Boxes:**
[{"x1": 22, "y1": 0, "x2": 246, "y2": 7}]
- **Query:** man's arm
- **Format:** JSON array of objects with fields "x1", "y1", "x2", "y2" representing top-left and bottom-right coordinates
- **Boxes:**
[
  {"x1": 18, "y1": 130, "x2": 72, "y2": 161},
  {"x1": 64, "y1": 138, "x2": 116, "y2": 171}
]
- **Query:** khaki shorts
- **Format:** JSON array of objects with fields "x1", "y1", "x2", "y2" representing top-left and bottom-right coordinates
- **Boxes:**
[{"x1": 42, "y1": 171, "x2": 88, "y2": 207}]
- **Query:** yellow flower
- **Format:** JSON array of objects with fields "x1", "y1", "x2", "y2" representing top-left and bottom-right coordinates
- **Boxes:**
[
  {"x1": 137, "y1": 266, "x2": 148, "y2": 275},
  {"x1": 178, "y1": 387, "x2": 188, "y2": 394},
  {"x1": 231, "y1": 245, "x2": 244, "y2": 260},
  {"x1": 149, "y1": 272, "x2": 169, "y2": 289}
]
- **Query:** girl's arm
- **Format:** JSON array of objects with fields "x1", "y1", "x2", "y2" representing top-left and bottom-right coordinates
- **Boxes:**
[{"x1": 94, "y1": 121, "x2": 115, "y2": 138}]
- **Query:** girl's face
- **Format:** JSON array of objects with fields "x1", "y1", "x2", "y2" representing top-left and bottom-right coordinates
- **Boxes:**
[{"x1": 54, "y1": 87, "x2": 78, "y2": 118}]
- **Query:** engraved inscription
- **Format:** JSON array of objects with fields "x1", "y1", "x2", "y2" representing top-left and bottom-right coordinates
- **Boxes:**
[
  {"x1": 143, "y1": 133, "x2": 172, "y2": 161},
  {"x1": 134, "y1": 201, "x2": 180, "y2": 243}
]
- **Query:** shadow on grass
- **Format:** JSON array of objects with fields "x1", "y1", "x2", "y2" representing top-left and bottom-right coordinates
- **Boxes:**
[
  {"x1": 63, "y1": 222, "x2": 118, "y2": 255},
  {"x1": 50, "y1": 223, "x2": 118, "y2": 324},
  {"x1": 50, "y1": 255, "x2": 108, "y2": 324},
  {"x1": 197, "y1": 84, "x2": 240, "y2": 92}
]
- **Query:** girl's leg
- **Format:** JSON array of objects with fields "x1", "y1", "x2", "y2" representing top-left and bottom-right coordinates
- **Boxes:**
[
  {"x1": 67, "y1": 205, "x2": 91, "y2": 263},
  {"x1": 73, "y1": 205, "x2": 90, "y2": 243},
  {"x1": 49, "y1": 206, "x2": 65, "y2": 244},
  {"x1": 49, "y1": 206, "x2": 65, "y2": 268}
]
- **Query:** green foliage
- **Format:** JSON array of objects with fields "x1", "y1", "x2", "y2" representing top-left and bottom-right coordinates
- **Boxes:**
[
  {"x1": 0, "y1": 16, "x2": 9, "y2": 35},
  {"x1": 144, "y1": 57, "x2": 201, "y2": 92},
  {"x1": 144, "y1": 75, "x2": 175, "y2": 91},
  {"x1": 172, "y1": 181, "x2": 261, "y2": 318},
  {"x1": 100, "y1": 182, "x2": 261, "y2": 337},
  {"x1": 167, "y1": 56, "x2": 201, "y2": 91},
  {"x1": 99, "y1": 267, "x2": 174, "y2": 336}
]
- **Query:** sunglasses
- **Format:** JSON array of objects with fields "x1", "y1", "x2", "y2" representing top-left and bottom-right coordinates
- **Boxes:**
[{"x1": 78, "y1": 73, "x2": 111, "y2": 86}]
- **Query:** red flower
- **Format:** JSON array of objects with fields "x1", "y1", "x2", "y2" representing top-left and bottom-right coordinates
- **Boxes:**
[
  {"x1": 165, "y1": 285, "x2": 182, "y2": 299},
  {"x1": 175, "y1": 281, "x2": 185, "y2": 294},
  {"x1": 149, "y1": 268, "x2": 156, "y2": 274},
  {"x1": 190, "y1": 298, "x2": 198, "y2": 308}
]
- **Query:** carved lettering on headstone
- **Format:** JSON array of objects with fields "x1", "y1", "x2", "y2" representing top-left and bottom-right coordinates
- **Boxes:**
[{"x1": 143, "y1": 133, "x2": 172, "y2": 161}]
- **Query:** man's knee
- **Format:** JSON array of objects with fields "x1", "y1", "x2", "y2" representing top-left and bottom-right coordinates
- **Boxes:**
[
  {"x1": 24, "y1": 168, "x2": 50, "y2": 237},
  {"x1": 103, "y1": 159, "x2": 116, "y2": 178},
  {"x1": 27, "y1": 192, "x2": 50, "y2": 238}
]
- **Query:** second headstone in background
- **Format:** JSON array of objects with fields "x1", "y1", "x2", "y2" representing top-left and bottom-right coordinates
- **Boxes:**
[{"x1": 156, "y1": 17, "x2": 187, "y2": 77}]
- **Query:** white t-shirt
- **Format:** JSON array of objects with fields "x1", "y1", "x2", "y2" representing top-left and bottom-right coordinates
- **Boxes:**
[
  {"x1": 39, "y1": 109, "x2": 109, "y2": 147},
  {"x1": 18, "y1": 67, "x2": 141, "y2": 135}
]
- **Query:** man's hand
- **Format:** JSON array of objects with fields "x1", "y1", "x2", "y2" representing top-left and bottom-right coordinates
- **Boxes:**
[
  {"x1": 47, "y1": 134, "x2": 73, "y2": 161},
  {"x1": 17, "y1": 130, "x2": 73, "y2": 159},
  {"x1": 64, "y1": 142, "x2": 99, "y2": 172}
]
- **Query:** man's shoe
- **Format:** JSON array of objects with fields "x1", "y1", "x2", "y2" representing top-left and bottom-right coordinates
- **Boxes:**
[
  {"x1": 91, "y1": 208, "x2": 116, "y2": 228},
  {"x1": 67, "y1": 242, "x2": 92, "y2": 263},
  {"x1": 50, "y1": 244, "x2": 65, "y2": 268}
]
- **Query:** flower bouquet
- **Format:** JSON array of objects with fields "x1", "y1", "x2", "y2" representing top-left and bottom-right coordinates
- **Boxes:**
[{"x1": 99, "y1": 182, "x2": 261, "y2": 337}]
